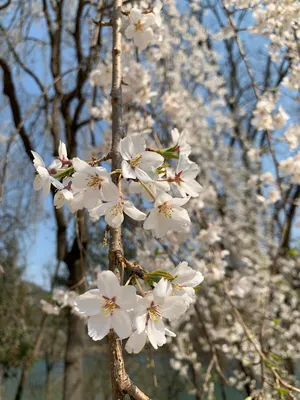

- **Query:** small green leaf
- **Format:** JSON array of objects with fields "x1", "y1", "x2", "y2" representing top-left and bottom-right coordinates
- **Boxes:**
[
  {"x1": 242, "y1": 359, "x2": 251, "y2": 366},
  {"x1": 274, "y1": 387, "x2": 290, "y2": 395},
  {"x1": 54, "y1": 166, "x2": 74, "y2": 180},
  {"x1": 287, "y1": 248, "x2": 300, "y2": 257},
  {"x1": 144, "y1": 270, "x2": 174, "y2": 285},
  {"x1": 154, "y1": 147, "x2": 179, "y2": 160}
]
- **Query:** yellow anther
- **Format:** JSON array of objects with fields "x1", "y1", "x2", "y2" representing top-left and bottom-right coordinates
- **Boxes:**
[{"x1": 158, "y1": 202, "x2": 174, "y2": 219}]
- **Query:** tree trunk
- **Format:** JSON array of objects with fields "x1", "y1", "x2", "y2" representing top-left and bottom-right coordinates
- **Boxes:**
[
  {"x1": 14, "y1": 315, "x2": 47, "y2": 400},
  {"x1": 0, "y1": 364, "x2": 4, "y2": 400},
  {"x1": 63, "y1": 210, "x2": 88, "y2": 400},
  {"x1": 63, "y1": 310, "x2": 86, "y2": 400}
]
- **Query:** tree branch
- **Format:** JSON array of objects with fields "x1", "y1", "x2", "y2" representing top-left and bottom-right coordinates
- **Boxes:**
[
  {"x1": 107, "y1": 1, "x2": 151, "y2": 399},
  {"x1": 0, "y1": 58, "x2": 33, "y2": 160}
]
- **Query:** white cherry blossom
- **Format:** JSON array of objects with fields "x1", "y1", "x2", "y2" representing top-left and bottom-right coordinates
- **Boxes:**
[
  {"x1": 152, "y1": 1, "x2": 163, "y2": 28},
  {"x1": 89, "y1": 182, "x2": 146, "y2": 228},
  {"x1": 125, "y1": 8, "x2": 155, "y2": 51},
  {"x1": 120, "y1": 134, "x2": 164, "y2": 182},
  {"x1": 168, "y1": 154, "x2": 202, "y2": 197},
  {"x1": 89, "y1": 63, "x2": 112, "y2": 87},
  {"x1": 40, "y1": 300, "x2": 60, "y2": 316},
  {"x1": 170, "y1": 261, "x2": 204, "y2": 305},
  {"x1": 31, "y1": 151, "x2": 63, "y2": 196},
  {"x1": 71, "y1": 158, "x2": 112, "y2": 209},
  {"x1": 125, "y1": 279, "x2": 186, "y2": 353},
  {"x1": 54, "y1": 140, "x2": 71, "y2": 168},
  {"x1": 54, "y1": 189, "x2": 73, "y2": 209},
  {"x1": 144, "y1": 192, "x2": 191, "y2": 238},
  {"x1": 171, "y1": 128, "x2": 191, "y2": 157},
  {"x1": 75, "y1": 271, "x2": 137, "y2": 341}
]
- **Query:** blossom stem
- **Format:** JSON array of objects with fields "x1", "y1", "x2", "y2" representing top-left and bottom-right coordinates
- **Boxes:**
[
  {"x1": 139, "y1": 180, "x2": 156, "y2": 200},
  {"x1": 110, "y1": 169, "x2": 122, "y2": 175},
  {"x1": 135, "y1": 275, "x2": 146, "y2": 297}
]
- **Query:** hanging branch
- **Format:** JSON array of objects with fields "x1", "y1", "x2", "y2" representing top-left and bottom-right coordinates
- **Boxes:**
[{"x1": 107, "y1": 1, "x2": 150, "y2": 399}]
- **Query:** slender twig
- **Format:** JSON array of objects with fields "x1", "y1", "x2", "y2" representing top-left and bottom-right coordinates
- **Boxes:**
[
  {"x1": 107, "y1": 1, "x2": 151, "y2": 399},
  {"x1": 223, "y1": 281, "x2": 300, "y2": 395}
]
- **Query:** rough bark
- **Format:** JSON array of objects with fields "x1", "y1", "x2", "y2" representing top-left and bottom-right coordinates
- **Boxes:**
[
  {"x1": 63, "y1": 210, "x2": 88, "y2": 400},
  {"x1": 107, "y1": 2, "x2": 150, "y2": 399}
]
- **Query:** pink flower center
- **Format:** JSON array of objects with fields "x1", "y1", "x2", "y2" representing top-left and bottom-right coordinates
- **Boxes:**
[
  {"x1": 102, "y1": 296, "x2": 119, "y2": 316},
  {"x1": 86, "y1": 174, "x2": 104, "y2": 189},
  {"x1": 134, "y1": 21, "x2": 144, "y2": 32},
  {"x1": 147, "y1": 301, "x2": 162, "y2": 323}
]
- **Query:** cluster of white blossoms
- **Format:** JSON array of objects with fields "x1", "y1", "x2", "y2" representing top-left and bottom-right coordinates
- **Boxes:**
[
  {"x1": 74, "y1": 265, "x2": 203, "y2": 352},
  {"x1": 251, "y1": 93, "x2": 289, "y2": 132},
  {"x1": 40, "y1": 288, "x2": 79, "y2": 316},
  {"x1": 124, "y1": 3, "x2": 162, "y2": 51},
  {"x1": 31, "y1": 127, "x2": 201, "y2": 238}
]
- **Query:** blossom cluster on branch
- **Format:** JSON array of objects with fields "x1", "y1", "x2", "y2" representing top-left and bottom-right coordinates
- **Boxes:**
[{"x1": 31, "y1": 128, "x2": 201, "y2": 238}]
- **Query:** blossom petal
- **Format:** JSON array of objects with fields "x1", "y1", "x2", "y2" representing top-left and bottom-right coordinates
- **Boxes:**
[
  {"x1": 111, "y1": 308, "x2": 132, "y2": 339},
  {"x1": 143, "y1": 14, "x2": 156, "y2": 30},
  {"x1": 31, "y1": 151, "x2": 45, "y2": 168},
  {"x1": 123, "y1": 201, "x2": 146, "y2": 221},
  {"x1": 59, "y1": 141, "x2": 67, "y2": 158},
  {"x1": 147, "y1": 319, "x2": 166, "y2": 349},
  {"x1": 120, "y1": 136, "x2": 135, "y2": 160},
  {"x1": 161, "y1": 296, "x2": 187, "y2": 320},
  {"x1": 125, "y1": 25, "x2": 136, "y2": 40},
  {"x1": 131, "y1": 134, "x2": 146, "y2": 154},
  {"x1": 97, "y1": 270, "x2": 121, "y2": 298},
  {"x1": 154, "y1": 192, "x2": 173, "y2": 207},
  {"x1": 153, "y1": 278, "x2": 172, "y2": 299},
  {"x1": 75, "y1": 289, "x2": 102, "y2": 316},
  {"x1": 105, "y1": 204, "x2": 124, "y2": 228},
  {"x1": 140, "y1": 151, "x2": 164, "y2": 169},
  {"x1": 143, "y1": 209, "x2": 159, "y2": 230},
  {"x1": 72, "y1": 157, "x2": 89, "y2": 172},
  {"x1": 33, "y1": 174, "x2": 45, "y2": 191},
  {"x1": 129, "y1": 8, "x2": 142, "y2": 24},
  {"x1": 89, "y1": 202, "x2": 111, "y2": 220},
  {"x1": 135, "y1": 166, "x2": 153, "y2": 182},
  {"x1": 43, "y1": 179, "x2": 51, "y2": 197},
  {"x1": 136, "y1": 310, "x2": 148, "y2": 334},
  {"x1": 122, "y1": 160, "x2": 137, "y2": 180},
  {"x1": 165, "y1": 328, "x2": 176, "y2": 337},
  {"x1": 180, "y1": 180, "x2": 202, "y2": 197},
  {"x1": 88, "y1": 313, "x2": 111, "y2": 341},
  {"x1": 125, "y1": 330, "x2": 147, "y2": 354},
  {"x1": 102, "y1": 182, "x2": 120, "y2": 202},
  {"x1": 135, "y1": 29, "x2": 153, "y2": 51},
  {"x1": 170, "y1": 196, "x2": 191, "y2": 207},
  {"x1": 117, "y1": 285, "x2": 137, "y2": 311}
]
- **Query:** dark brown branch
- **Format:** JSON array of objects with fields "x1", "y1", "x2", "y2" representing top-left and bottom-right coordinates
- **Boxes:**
[
  {"x1": 0, "y1": 58, "x2": 33, "y2": 160},
  {"x1": 0, "y1": 0, "x2": 10, "y2": 10}
]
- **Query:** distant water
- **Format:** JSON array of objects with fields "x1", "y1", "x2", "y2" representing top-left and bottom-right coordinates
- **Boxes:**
[{"x1": 4, "y1": 355, "x2": 245, "y2": 400}]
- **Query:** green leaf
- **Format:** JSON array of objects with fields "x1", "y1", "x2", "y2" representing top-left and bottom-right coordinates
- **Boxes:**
[
  {"x1": 154, "y1": 147, "x2": 179, "y2": 160},
  {"x1": 144, "y1": 270, "x2": 174, "y2": 285},
  {"x1": 274, "y1": 387, "x2": 290, "y2": 395},
  {"x1": 287, "y1": 248, "x2": 300, "y2": 257},
  {"x1": 194, "y1": 285, "x2": 202, "y2": 292},
  {"x1": 242, "y1": 359, "x2": 251, "y2": 366},
  {"x1": 54, "y1": 166, "x2": 74, "y2": 180}
]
